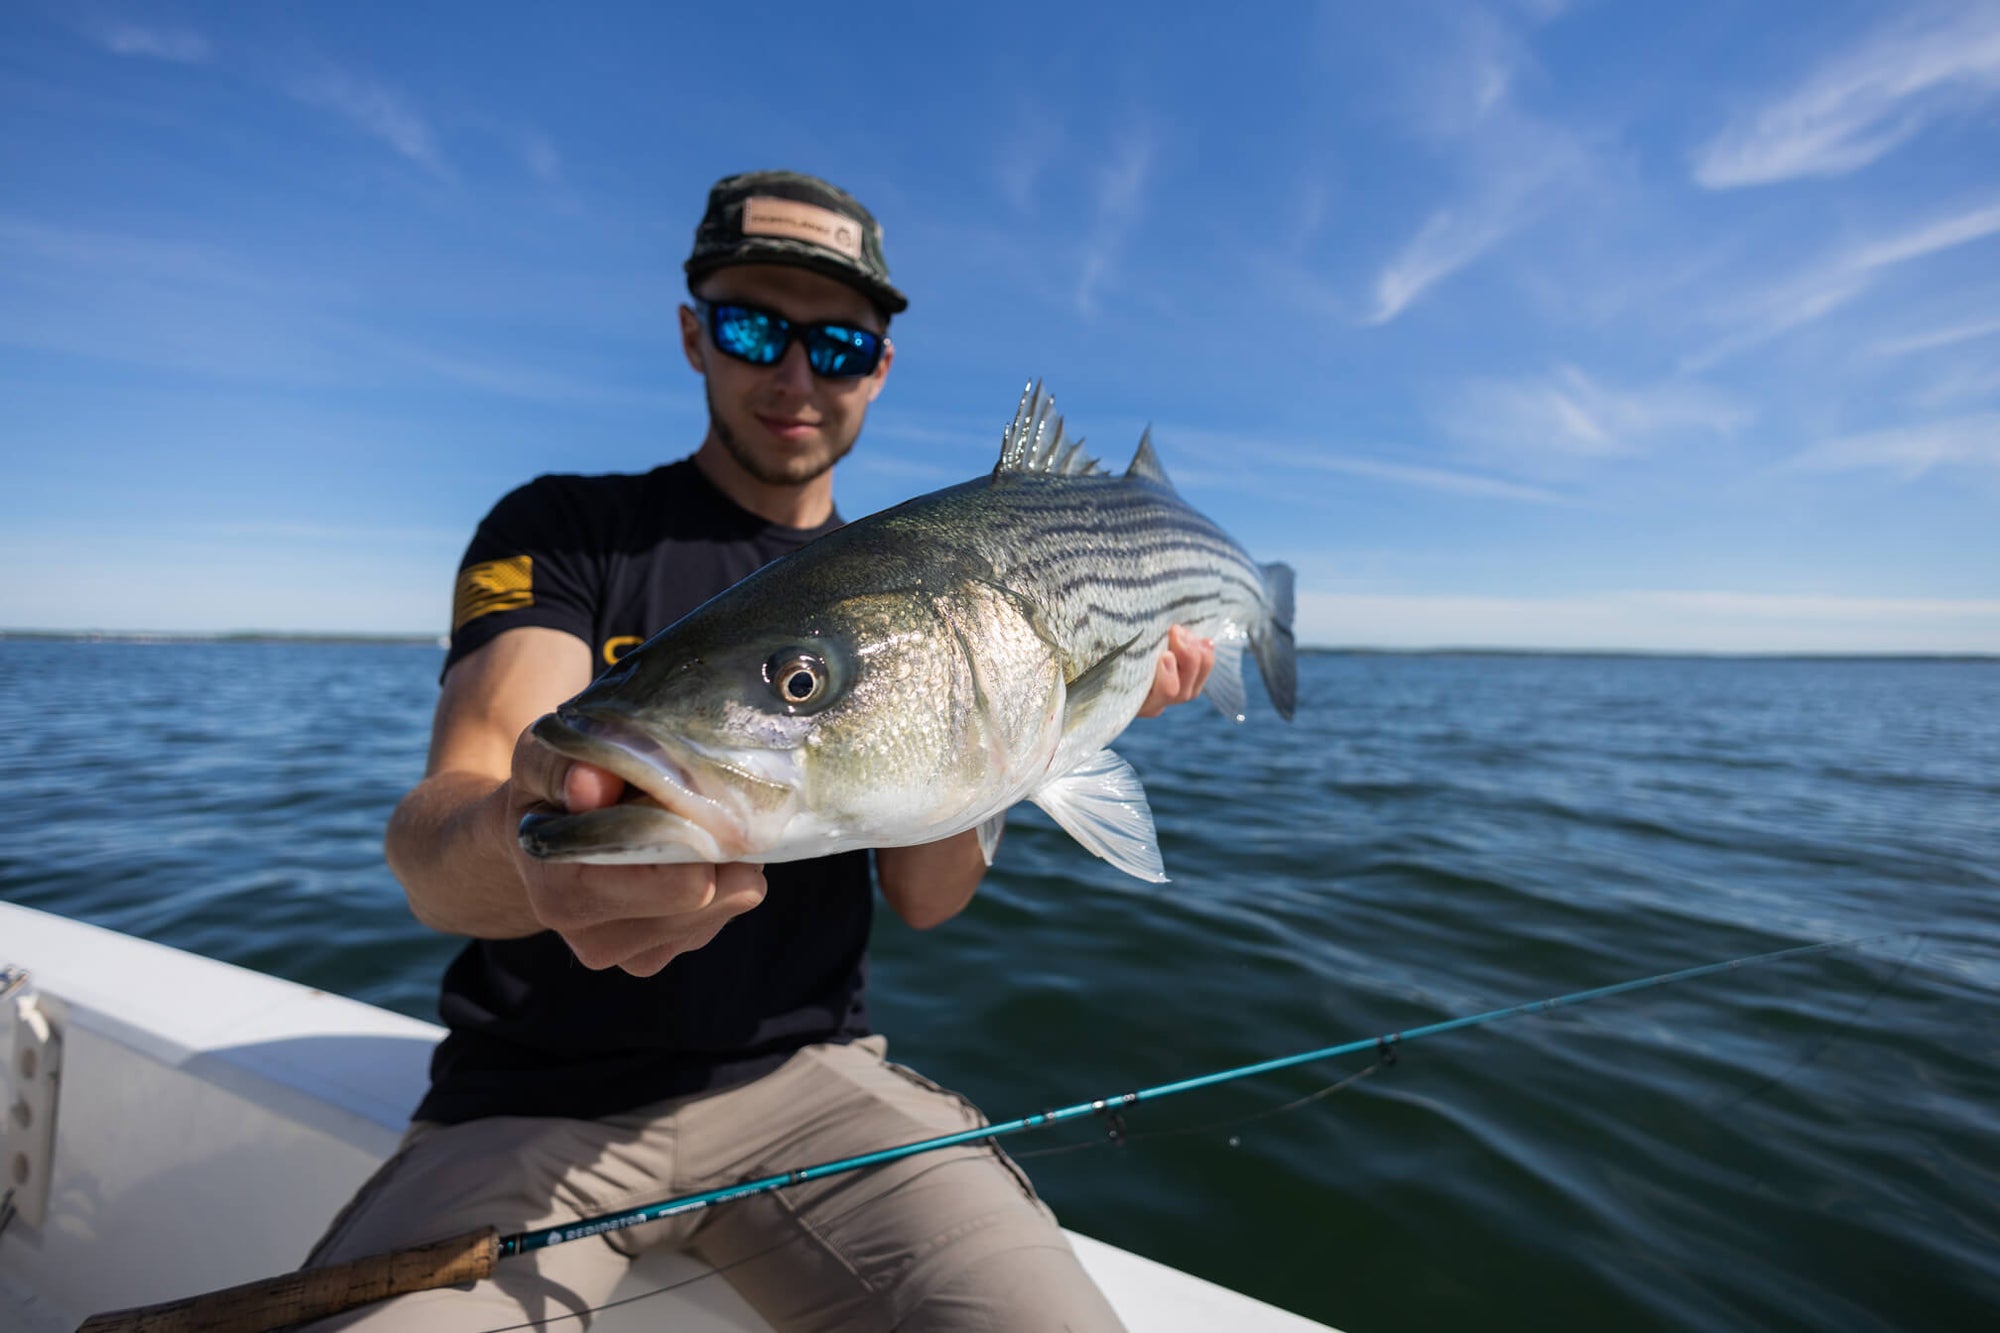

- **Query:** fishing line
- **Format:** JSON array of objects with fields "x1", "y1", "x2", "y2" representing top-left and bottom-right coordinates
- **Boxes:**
[
  {"x1": 451, "y1": 930, "x2": 1909, "y2": 1332},
  {"x1": 468, "y1": 1064, "x2": 1395, "y2": 1329},
  {"x1": 1014, "y1": 1058, "x2": 1390, "y2": 1162},
  {"x1": 1010, "y1": 929, "x2": 1921, "y2": 1165},
  {"x1": 1705, "y1": 929, "x2": 1924, "y2": 1113},
  {"x1": 83, "y1": 933, "x2": 1913, "y2": 1330},
  {"x1": 503, "y1": 936, "x2": 1882, "y2": 1263},
  {"x1": 469, "y1": 1065, "x2": 1398, "y2": 1328}
]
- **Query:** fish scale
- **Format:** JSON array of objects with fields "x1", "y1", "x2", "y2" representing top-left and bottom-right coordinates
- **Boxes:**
[
  {"x1": 519, "y1": 383, "x2": 1296, "y2": 883},
  {"x1": 997, "y1": 502, "x2": 1265, "y2": 691}
]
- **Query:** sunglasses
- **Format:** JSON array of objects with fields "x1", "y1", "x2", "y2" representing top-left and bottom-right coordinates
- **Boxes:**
[{"x1": 691, "y1": 300, "x2": 887, "y2": 379}]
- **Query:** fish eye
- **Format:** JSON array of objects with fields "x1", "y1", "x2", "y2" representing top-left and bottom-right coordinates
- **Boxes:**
[{"x1": 765, "y1": 651, "x2": 827, "y2": 709}]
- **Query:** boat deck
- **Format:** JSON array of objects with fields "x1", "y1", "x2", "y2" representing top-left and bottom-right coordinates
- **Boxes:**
[{"x1": 0, "y1": 902, "x2": 1334, "y2": 1330}]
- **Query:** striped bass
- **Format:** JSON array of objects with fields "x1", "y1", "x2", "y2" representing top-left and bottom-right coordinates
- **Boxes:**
[{"x1": 519, "y1": 383, "x2": 1296, "y2": 882}]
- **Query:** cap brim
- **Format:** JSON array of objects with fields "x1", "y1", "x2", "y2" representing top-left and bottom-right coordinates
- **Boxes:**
[{"x1": 686, "y1": 246, "x2": 908, "y2": 316}]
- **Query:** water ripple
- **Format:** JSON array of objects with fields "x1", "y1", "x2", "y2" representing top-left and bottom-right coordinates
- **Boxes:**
[{"x1": 3, "y1": 643, "x2": 1998, "y2": 1331}]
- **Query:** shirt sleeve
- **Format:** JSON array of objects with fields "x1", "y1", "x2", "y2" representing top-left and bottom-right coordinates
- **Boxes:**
[{"x1": 441, "y1": 475, "x2": 603, "y2": 680}]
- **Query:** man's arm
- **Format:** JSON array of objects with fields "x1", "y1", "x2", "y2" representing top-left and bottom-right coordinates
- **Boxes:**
[
  {"x1": 385, "y1": 625, "x2": 768, "y2": 975},
  {"x1": 874, "y1": 832, "x2": 987, "y2": 930},
  {"x1": 876, "y1": 627, "x2": 1217, "y2": 929}
]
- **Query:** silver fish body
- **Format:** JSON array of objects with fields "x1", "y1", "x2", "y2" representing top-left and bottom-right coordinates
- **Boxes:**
[{"x1": 520, "y1": 384, "x2": 1295, "y2": 882}]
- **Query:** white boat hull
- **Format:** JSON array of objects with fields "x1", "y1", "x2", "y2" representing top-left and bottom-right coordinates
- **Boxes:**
[{"x1": 0, "y1": 902, "x2": 1334, "y2": 1332}]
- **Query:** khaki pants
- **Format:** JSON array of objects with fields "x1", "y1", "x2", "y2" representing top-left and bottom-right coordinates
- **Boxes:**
[{"x1": 301, "y1": 1036, "x2": 1125, "y2": 1332}]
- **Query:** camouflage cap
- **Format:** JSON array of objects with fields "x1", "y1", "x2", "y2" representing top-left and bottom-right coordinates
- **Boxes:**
[{"x1": 685, "y1": 170, "x2": 908, "y2": 316}]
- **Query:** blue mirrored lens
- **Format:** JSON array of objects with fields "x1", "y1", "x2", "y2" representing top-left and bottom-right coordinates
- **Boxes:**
[
  {"x1": 804, "y1": 325, "x2": 881, "y2": 377},
  {"x1": 710, "y1": 306, "x2": 785, "y2": 365}
]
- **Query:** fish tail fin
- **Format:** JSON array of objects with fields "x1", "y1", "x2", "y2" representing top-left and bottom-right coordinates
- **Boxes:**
[{"x1": 1252, "y1": 561, "x2": 1297, "y2": 720}]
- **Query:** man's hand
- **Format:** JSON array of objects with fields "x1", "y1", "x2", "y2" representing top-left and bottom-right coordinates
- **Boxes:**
[
  {"x1": 505, "y1": 727, "x2": 768, "y2": 977},
  {"x1": 1138, "y1": 625, "x2": 1216, "y2": 718}
]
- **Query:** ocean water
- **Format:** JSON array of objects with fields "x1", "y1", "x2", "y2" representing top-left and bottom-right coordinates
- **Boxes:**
[{"x1": 1, "y1": 639, "x2": 1996, "y2": 1331}]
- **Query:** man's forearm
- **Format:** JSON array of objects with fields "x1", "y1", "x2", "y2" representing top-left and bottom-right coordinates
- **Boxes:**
[
  {"x1": 384, "y1": 771, "x2": 545, "y2": 938},
  {"x1": 875, "y1": 830, "x2": 987, "y2": 930}
]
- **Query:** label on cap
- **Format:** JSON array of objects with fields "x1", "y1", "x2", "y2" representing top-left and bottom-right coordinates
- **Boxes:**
[{"x1": 742, "y1": 196, "x2": 865, "y2": 261}]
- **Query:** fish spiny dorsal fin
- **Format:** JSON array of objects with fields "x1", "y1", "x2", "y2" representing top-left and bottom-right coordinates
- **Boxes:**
[
  {"x1": 1125, "y1": 426, "x2": 1174, "y2": 488},
  {"x1": 994, "y1": 380, "x2": 1104, "y2": 479}
]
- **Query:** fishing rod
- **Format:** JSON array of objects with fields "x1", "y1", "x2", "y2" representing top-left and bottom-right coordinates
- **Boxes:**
[{"x1": 77, "y1": 932, "x2": 1899, "y2": 1333}]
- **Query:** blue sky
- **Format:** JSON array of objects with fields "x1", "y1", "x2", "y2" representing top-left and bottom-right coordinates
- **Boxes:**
[{"x1": 3, "y1": 1, "x2": 1997, "y2": 651}]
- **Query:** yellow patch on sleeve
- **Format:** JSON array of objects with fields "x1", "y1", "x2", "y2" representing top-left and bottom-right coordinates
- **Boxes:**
[{"x1": 452, "y1": 555, "x2": 534, "y2": 632}]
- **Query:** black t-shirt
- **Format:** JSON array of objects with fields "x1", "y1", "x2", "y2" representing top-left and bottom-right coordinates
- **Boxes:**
[{"x1": 415, "y1": 458, "x2": 875, "y2": 1124}]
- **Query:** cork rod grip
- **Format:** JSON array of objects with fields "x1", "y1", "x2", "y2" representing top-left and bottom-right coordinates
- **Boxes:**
[{"x1": 74, "y1": 1225, "x2": 500, "y2": 1333}]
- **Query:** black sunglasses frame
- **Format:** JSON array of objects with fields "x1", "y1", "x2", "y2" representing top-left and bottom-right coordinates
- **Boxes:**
[{"x1": 690, "y1": 299, "x2": 887, "y2": 380}]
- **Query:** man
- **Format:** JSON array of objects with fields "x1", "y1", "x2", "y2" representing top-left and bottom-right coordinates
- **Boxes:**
[{"x1": 304, "y1": 170, "x2": 1215, "y2": 1331}]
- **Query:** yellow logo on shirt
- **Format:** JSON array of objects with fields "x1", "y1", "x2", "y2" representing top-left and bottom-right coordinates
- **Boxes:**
[
  {"x1": 453, "y1": 556, "x2": 534, "y2": 631},
  {"x1": 602, "y1": 635, "x2": 642, "y2": 666}
]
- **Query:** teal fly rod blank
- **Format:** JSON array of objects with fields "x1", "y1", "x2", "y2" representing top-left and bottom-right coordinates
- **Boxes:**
[{"x1": 504, "y1": 933, "x2": 1881, "y2": 1257}]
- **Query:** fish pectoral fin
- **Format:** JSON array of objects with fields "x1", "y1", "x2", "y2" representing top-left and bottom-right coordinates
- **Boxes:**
[
  {"x1": 976, "y1": 810, "x2": 1008, "y2": 867},
  {"x1": 1065, "y1": 631, "x2": 1147, "y2": 722},
  {"x1": 1029, "y1": 749, "x2": 1167, "y2": 883}
]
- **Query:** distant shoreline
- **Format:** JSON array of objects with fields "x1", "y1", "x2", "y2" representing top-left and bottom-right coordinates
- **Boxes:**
[
  {"x1": 1, "y1": 629, "x2": 1993, "y2": 661},
  {"x1": 1308, "y1": 647, "x2": 2000, "y2": 662}
]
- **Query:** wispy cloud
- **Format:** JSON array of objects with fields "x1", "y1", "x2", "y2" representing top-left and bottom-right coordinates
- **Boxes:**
[
  {"x1": 1685, "y1": 271, "x2": 1870, "y2": 371},
  {"x1": 187, "y1": 519, "x2": 463, "y2": 547},
  {"x1": 1167, "y1": 427, "x2": 1563, "y2": 503},
  {"x1": 981, "y1": 105, "x2": 1156, "y2": 317},
  {"x1": 1395, "y1": 4, "x2": 1536, "y2": 141},
  {"x1": 1910, "y1": 362, "x2": 2000, "y2": 409},
  {"x1": 286, "y1": 69, "x2": 448, "y2": 177},
  {"x1": 1645, "y1": 590, "x2": 2000, "y2": 620},
  {"x1": 1871, "y1": 314, "x2": 2000, "y2": 357},
  {"x1": 1692, "y1": 4, "x2": 2000, "y2": 188},
  {"x1": 995, "y1": 103, "x2": 1063, "y2": 214},
  {"x1": 1075, "y1": 129, "x2": 1154, "y2": 316},
  {"x1": 1690, "y1": 196, "x2": 2000, "y2": 367},
  {"x1": 1296, "y1": 588, "x2": 2000, "y2": 652},
  {"x1": 1784, "y1": 413, "x2": 2000, "y2": 478},
  {"x1": 378, "y1": 340, "x2": 681, "y2": 409},
  {"x1": 866, "y1": 416, "x2": 998, "y2": 455},
  {"x1": 1369, "y1": 205, "x2": 1522, "y2": 326},
  {"x1": 844, "y1": 453, "x2": 967, "y2": 484},
  {"x1": 0, "y1": 214, "x2": 249, "y2": 287},
  {"x1": 521, "y1": 131, "x2": 562, "y2": 186},
  {"x1": 1513, "y1": 0, "x2": 1575, "y2": 21},
  {"x1": 1848, "y1": 198, "x2": 2000, "y2": 268},
  {"x1": 1443, "y1": 365, "x2": 1748, "y2": 459},
  {"x1": 1363, "y1": 11, "x2": 1593, "y2": 324},
  {"x1": 1291, "y1": 452, "x2": 1563, "y2": 503},
  {"x1": 92, "y1": 23, "x2": 213, "y2": 64}
]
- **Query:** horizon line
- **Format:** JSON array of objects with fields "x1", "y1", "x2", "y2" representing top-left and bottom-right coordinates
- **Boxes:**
[{"x1": 3, "y1": 629, "x2": 1995, "y2": 662}]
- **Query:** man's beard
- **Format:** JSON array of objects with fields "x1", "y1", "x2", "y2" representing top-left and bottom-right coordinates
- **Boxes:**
[{"x1": 707, "y1": 381, "x2": 855, "y2": 487}]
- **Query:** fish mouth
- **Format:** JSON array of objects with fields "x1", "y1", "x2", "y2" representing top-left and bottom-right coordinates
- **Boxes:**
[{"x1": 518, "y1": 710, "x2": 780, "y2": 863}]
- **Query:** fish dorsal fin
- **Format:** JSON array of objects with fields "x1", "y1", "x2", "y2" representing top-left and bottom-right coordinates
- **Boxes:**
[
  {"x1": 994, "y1": 380, "x2": 1104, "y2": 478},
  {"x1": 1125, "y1": 426, "x2": 1174, "y2": 488}
]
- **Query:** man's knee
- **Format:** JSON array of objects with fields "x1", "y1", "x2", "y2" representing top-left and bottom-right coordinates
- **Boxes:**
[{"x1": 896, "y1": 1236, "x2": 1127, "y2": 1333}]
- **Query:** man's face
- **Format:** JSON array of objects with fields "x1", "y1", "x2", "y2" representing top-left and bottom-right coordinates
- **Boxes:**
[{"x1": 680, "y1": 264, "x2": 894, "y2": 490}]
